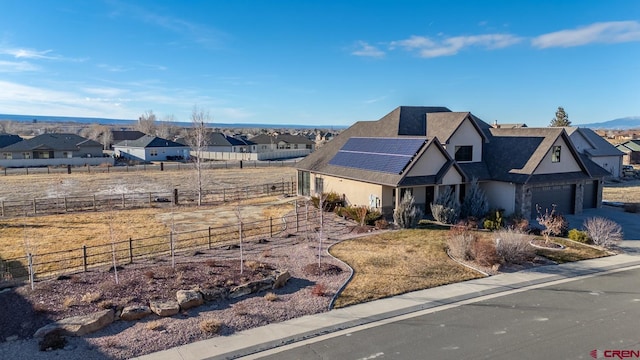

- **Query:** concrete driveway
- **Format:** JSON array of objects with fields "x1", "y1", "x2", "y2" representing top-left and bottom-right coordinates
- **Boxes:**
[{"x1": 564, "y1": 205, "x2": 640, "y2": 252}]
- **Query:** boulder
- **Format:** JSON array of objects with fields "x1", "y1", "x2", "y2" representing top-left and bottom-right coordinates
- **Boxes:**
[
  {"x1": 34, "y1": 309, "x2": 114, "y2": 338},
  {"x1": 176, "y1": 290, "x2": 204, "y2": 310},
  {"x1": 150, "y1": 300, "x2": 180, "y2": 317},
  {"x1": 120, "y1": 305, "x2": 152, "y2": 321},
  {"x1": 229, "y1": 278, "x2": 274, "y2": 299},
  {"x1": 272, "y1": 270, "x2": 291, "y2": 289},
  {"x1": 197, "y1": 286, "x2": 228, "y2": 302}
]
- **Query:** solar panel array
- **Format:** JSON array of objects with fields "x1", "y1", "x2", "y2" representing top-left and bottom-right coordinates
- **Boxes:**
[{"x1": 329, "y1": 137, "x2": 425, "y2": 174}]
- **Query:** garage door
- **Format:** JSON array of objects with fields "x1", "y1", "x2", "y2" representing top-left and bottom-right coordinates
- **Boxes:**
[
  {"x1": 530, "y1": 184, "x2": 575, "y2": 218},
  {"x1": 583, "y1": 181, "x2": 598, "y2": 209}
]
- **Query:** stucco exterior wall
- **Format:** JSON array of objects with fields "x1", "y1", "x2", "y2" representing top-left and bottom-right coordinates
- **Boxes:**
[
  {"x1": 481, "y1": 181, "x2": 516, "y2": 214},
  {"x1": 591, "y1": 155, "x2": 621, "y2": 178},
  {"x1": 444, "y1": 118, "x2": 483, "y2": 162},
  {"x1": 406, "y1": 144, "x2": 447, "y2": 176},
  {"x1": 311, "y1": 174, "x2": 384, "y2": 210},
  {"x1": 442, "y1": 167, "x2": 463, "y2": 185},
  {"x1": 535, "y1": 137, "x2": 581, "y2": 174}
]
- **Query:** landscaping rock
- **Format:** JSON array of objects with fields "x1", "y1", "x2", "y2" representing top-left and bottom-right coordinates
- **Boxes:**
[
  {"x1": 34, "y1": 309, "x2": 114, "y2": 338},
  {"x1": 196, "y1": 286, "x2": 228, "y2": 302},
  {"x1": 176, "y1": 289, "x2": 204, "y2": 310},
  {"x1": 149, "y1": 300, "x2": 180, "y2": 317},
  {"x1": 273, "y1": 270, "x2": 291, "y2": 289},
  {"x1": 229, "y1": 278, "x2": 274, "y2": 299},
  {"x1": 120, "y1": 305, "x2": 152, "y2": 321}
]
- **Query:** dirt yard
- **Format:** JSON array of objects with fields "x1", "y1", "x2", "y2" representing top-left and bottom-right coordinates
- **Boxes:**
[
  {"x1": 0, "y1": 167, "x2": 297, "y2": 200},
  {"x1": 603, "y1": 178, "x2": 640, "y2": 203}
]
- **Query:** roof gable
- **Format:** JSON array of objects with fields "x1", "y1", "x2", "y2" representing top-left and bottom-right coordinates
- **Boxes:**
[
  {"x1": 426, "y1": 112, "x2": 488, "y2": 144},
  {"x1": 1, "y1": 133, "x2": 101, "y2": 152},
  {"x1": 115, "y1": 135, "x2": 186, "y2": 148}
]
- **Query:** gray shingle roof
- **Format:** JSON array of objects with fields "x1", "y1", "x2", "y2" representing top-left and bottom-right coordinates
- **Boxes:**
[
  {"x1": 114, "y1": 135, "x2": 186, "y2": 148},
  {"x1": 250, "y1": 134, "x2": 315, "y2": 145},
  {"x1": 111, "y1": 130, "x2": 145, "y2": 142},
  {"x1": 566, "y1": 127, "x2": 624, "y2": 157},
  {"x1": 1, "y1": 133, "x2": 101, "y2": 151},
  {"x1": 0, "y1": 134, "x2": 23, "y2": 149}
]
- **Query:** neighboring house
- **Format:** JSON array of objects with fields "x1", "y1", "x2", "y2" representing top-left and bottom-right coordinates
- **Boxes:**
[
  {"x1": 0, "y1": 134, "x2": 23, "y2": 148},
  {"x1": 250, "y1": 134, "x2": 316, "y2": 153},
  {"x1": 0, "y1": 133, "x2": 111, "y2": 167},
  {"x1": 296, "y1": 106, "x2": 610, "y2": 219},
  {"x1": 201, "y1": 132, "x2": 256, "y2": 153},
  {"x1": 616, "y1": 140, "x2": 640, "y2": 165},
  {"x1": 110, "y1": 130, "x2": 146, "y2": 149},
  {"x1": 113, "y1": 135, "x2": 190, "y2": 162},
  {"x1": 566, "y1": 127, "x2": 624, "y2": 178}
]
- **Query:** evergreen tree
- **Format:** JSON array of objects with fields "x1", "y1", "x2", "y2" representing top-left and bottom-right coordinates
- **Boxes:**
[{"x1": 550, "y1": 106, "x2": 571, "y2": 127}]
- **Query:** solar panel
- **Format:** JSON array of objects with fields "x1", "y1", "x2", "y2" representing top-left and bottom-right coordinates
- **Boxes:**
[{"x1": 328, "y1": 137, "x2": 425, "y2": 174}]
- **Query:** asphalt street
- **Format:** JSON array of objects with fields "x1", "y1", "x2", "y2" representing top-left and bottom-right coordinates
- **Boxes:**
[{"x1": 255, "y1": 267, "x2": 640, "y2": 360}]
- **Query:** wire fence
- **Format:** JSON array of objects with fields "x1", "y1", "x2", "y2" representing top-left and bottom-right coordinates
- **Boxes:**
[
  {"x1": 0, "y1": 159, "x2": 298, "y2": 176},
  {"x1": 0, "y1": 179, "x2": 296, "y2": 217},
  {"x1": 1, "y1": 202, "x2": 325, "y2": 286}
]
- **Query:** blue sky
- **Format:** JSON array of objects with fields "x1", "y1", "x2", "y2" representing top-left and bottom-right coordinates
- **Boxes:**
[{"x1": 0, "y1": 0, "x2": 638, "y2": 127}]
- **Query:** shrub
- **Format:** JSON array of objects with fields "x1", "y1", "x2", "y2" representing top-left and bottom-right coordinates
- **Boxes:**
[
  {"x1": 494, "y1": 229, "x2": 535, "y2": 264},
  {"x1": 507, "y1": 213, "x2": 529, "y2": 233},
  {"x1": 568, "y1": 229, "x2": 590, "y2": 243},
  {"x1": 337, "y1": 206, "x2": 382, "y2": 226},
  {"x1": 199, "y1": 318, "x2": 223, "y2": 334},
  {"x1": 394, "y1": 192, "x2": 422, "y2": 228},
  {"x1": 311, "y1": 283, "x2": 327, "y2": 297},
  {"x1": 264, "y1": 292, "x2": 279, "y2": 302},
  {"x1": 39, "y1": 330, "x2": 67, "y2": 351},
  {"x1": 483, "y1": 209, "x2": 505, "y2": 231},
  {"x1": 583, "y1": 217, "x2": 623, "y2": 248},
  {"x1": 446, "y1": 226, "x2": 476, "y2": 261},
  {"x1": 471, "y1": 240, "x2": 500, "y2": 267},
  {"x1": 374, "y1": 218, "x2": 389, "y2": 230},
  {"x1": 81, "y1": 291, "x2": 102, "y2": 304},
  {"x1": 535, "y1": 205, "x2": 568, "y2": 243},
  {"x1": 430, "y1": 187, "x2": 460, "y2": 224},
  {"x1": 461, "y1": 178, "x2": 489, "y2": 220},
  {"x1": 311, "y1": 191, "x2": 343, "y2": 211}
]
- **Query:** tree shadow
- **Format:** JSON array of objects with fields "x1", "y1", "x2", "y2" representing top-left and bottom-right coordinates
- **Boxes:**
[{"x1": 0, "y1": 256, "x2": 110, "y2": 358}]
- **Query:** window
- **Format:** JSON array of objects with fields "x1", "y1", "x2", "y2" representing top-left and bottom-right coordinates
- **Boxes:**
[
  {"x1": 306, "y1": 144, "x2": 312, "y2": 149},
  {"x1": 552, "y1": 146, "x2": 561, "y2": 163},
  {"x1": 454, "y1": 146, "x2": 473, "y2": 162},
  {"x1": 62, "y1": 152, "x2": 72, "y2": 158},
  {"x1": 298, "y1": 171, "x2": 310, "y2": 196},
  {"x1": 315, "y1": 177, "x2": 324, "y2": 194},
  {"x1": 2, "y1": 153, "x2": 11, "y2": 159},
  {"x1": 22, "y1": 152, "x2": 31, "y2": 159},
  {"x1": 150, "y1": 150, "x2": 158, "y2": 156}
]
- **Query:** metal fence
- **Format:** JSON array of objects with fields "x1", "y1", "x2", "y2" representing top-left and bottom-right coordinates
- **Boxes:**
[
  {"x1": 0, "y1": 179, "x2": 296, "y2": 217},
  {"x1": 1, "y1": 203, "x2": 324, "y2": 285},
  {"x1": 0, "y1": 159, "x2": 298, "y2": 176}
]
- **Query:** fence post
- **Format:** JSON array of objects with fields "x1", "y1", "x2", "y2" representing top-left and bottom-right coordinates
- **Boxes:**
[
  {"x1": 173, "y1": 189, "x2": 179, "y2": 205},
  {"x1": 27, "y1": 253, "x2": 34, "y2": 290},
  {"x1": 93, "y1": 195, "x2": 96, "y2": 211},
  {"x1": 208, "y1": 227, "x2": 212, "y2": 250},
  {"x1": 64, "y1": 197, "x2": 68, "y2": 212},
  {"x1": 282, "y1": 179, "x2": 285, "y2": 195},
  {"x1": 121, "y1": 193, "x2": 125, "y2": 208},
  {"x1": 170, "y1": 232, "x2": 175, "y2": 268},
  {"x1": 129, "y1": 238, "x2": 133, "y2": 264},
  {"x1": 295, "y1": 200, "x2": 299, "y2": 233},
  {"x1": 1, "y1": 200, "x2": 4, "y2": 217},
  {"x1": 270, "y1": 217, "x2": 273, "y2": 237},
  {"x1": 82, "y1": 245, "x2": 87, "y2": 272},
  {"x1": 33, "y1": 198, "x2": 36, "y2": 215},
  {"x1": 149, "y1": 192, "x2": 152, "y2": 205}
]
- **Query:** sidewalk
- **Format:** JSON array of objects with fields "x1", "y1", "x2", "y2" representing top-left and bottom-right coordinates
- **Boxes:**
[{"x1": 133, "y1": 251, "x2": 640, "y2": 360}]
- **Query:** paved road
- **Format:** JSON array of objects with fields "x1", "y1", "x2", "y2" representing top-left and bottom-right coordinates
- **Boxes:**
[{"x1": 255, "y1": 267, "x2": 640, "y2": 360}]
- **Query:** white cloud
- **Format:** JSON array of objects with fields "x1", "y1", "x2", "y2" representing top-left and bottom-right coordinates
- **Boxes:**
[
  {"x1": 0, "y1": 48, "x2": 55, "y2": 59},
  {"x1": 97, "y1": 63, "x2": 129, "y2": 72},
  {"x1": 0, "y1": 60, "x2": 40, "y2": 72},
  {"x1": 390, "y1": 34, "x2": 522, "y2": 57},
  {"x1": 532, "y1": 21, "x2": 640, "y2": 48},
  {"x1": 351, "y1": 41, "x2": 385, "y2": 58}
]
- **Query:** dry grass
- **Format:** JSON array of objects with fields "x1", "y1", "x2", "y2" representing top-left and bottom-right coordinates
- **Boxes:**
[
  {"x1": 80, "y1": 291, "x2": 102, "y2": 304},
  {"x1": 330, "y1": 229, "x2": 485, "y2": 308},
  {"x1": 603, "y1": 179, "x2": 640, "y2": 203},
  {"x1": 62, "y1": 295, "x2": 77, "y2": 308},
  {"x1": 145, "y1": 320, "x2": 164, "y2": 331},
  {"x1": 264, "y1": 292, "x2": 278, "y2": 302},
  {"x1": 534, "y1": 237, "x2": 610, "y2": 263},
  {"x1": 199, "y1": 318, "x2": 223, "y2": 334}
]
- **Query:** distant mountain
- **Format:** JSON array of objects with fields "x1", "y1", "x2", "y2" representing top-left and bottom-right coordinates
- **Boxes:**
[
  {"x1": 579, "y1": 116, "x2": 640, "y2": 130},
  {"x1": 0, "y1": 114, "x2": 346, "y2": 130}
]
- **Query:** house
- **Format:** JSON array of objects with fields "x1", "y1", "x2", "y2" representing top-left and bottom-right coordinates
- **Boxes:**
[
  {"x1": 616, "y1": 140, "x2": 640, "y2": 165},
  {"x1": 113, "y1": 135, "x2": 190, "y2": 162},
  {"x1": 296, "y1": 106, "x2": 610, "y2": 219},
  {"x1": 200, "y1": 132, "x2": 256, "y2": 153},
  {"x1": 110, "y1": 130, "x2": 146, "y2": 149},
  {"x1": 0, "y1": 134, "x2": 23, "y2": 148},
  {"x1": 250, "y1": 134, "x2": 316, "y2": 153},
  {"x1": 566, "y1": 127, "x2": 624, "y2": 178},
  {"x1": 0, "y1": 133, "x2": 111, "y2": 167}
]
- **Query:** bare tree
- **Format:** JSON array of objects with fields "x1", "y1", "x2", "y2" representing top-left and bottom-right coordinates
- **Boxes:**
[
  {"x1": 99, "y1": 127, "x2": 113, "y2": 150},
  {"x1": 186, "y1": 106, "x2": 211, "y2": 206},
  {"x1": 156, "y1": 114, "x2": 175, "y2": 139},
  {"x1": 136, "y1": 110, "x2": 157, "y2": 135}
]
